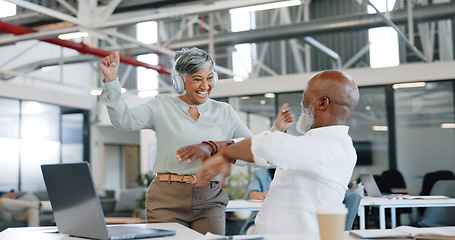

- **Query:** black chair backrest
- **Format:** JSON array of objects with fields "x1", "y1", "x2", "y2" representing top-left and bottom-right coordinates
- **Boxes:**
[
  {"x1": 420, "y1": 170, "x2": 455, "y2": 196},
  {"x1": 381, "y1": 169, "x2": 406, "y2": 189},
  {"x1": 418, "y1": 180, "x2": 455, "y2": 227}
]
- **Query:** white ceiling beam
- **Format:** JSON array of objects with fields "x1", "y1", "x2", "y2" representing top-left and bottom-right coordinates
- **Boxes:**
[
  {"x1": 0, "y1": 26, "x2": 80, "y2": 45},
  {"x1": 104, "y1": 28, "x2": 238, "y2": 78},
  {"x1": 96, "y1": 0, "x2": 123, "y2": 23},
  {"x1": 5, "y1": 0, "x2": 88, "y2": 27},
  {"x1": 100, "y1": 0, "x2": 282, "y2": 28},
  {"x1": 56, "y1": 0, "x2": 78, "y2": 16},
  {"x1": 102, "y1": 29, "x2": 175, "y2": 56}
]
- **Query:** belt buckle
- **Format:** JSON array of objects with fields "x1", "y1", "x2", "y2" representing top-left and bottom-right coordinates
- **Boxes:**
[{"x1": 188, "y1": 174, "x2": 197, "y2": 184}]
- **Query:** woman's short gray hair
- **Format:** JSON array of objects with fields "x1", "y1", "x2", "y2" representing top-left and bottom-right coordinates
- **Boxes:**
[{"x1": 174, "y1": 47, "x2": 215, "y2": 75}]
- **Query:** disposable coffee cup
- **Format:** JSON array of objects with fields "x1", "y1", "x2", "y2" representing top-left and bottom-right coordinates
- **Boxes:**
[{"x1": 316, "y1": 204, "x2": 347, "y2": 240}]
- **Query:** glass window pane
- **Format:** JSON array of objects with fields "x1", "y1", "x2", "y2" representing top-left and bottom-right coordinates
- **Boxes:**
[
  {"x1": 277, "y1": 92, "x2": 304, "y2": 136},
  {"x1": 349, "y1": 86, "x2": 389, "y2": 181},
  {"x1": 0, "y1": 98, "x2": 20, "y2": 190},
  {"x1": 394, "y1": 81, "x2": 455, "y2": 189},
  {"x1": 20, "y1": 101, "x2": 60, "y2": 191},
  {"x1": 62, "y1": 113, "x2": 84, "y2": 163},
  {"x1": 21, "y1": 101, "x2": 60, "y2": 141},
  {"x1": 233, "y1": 95, "x2": 274, "y2": 134},
  {"x1": 0, "y1": 98, "x2": 20, "y2": 138}
]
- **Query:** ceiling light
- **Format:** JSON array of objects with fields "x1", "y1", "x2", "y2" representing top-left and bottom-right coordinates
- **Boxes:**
[
  {"x1": 372, "y1": 126, "x2": 388, "y2": 131},
  {"x1": 260, "y1": 100, "x2": 266, "y2": 105},
  {"x1": 264, "y1": 93, "x2": 275, "y2": 98},
  {"x1": 365, "y1": 106, "x2": 371, "y2": 111},
  {"x1": 58, "y1": 32, "x2": 88, "y2": 40},
  {"x1": 229, "y1": 0, "x2": 301, "y2": 14},
  {"x1": 441, "y1": 123, "x2": 455, "y2": 129},
  {"x1": 392, "y1": 82, "x2": 426, "y2": 89},
  {"x1": 241, "y1": 96, "x2": 250, "y2": 100}
]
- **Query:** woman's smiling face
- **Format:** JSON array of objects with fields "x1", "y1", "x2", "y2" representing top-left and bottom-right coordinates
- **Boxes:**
[{"x1": 180, "y1": 66, "x2": 216, "y2": 106}]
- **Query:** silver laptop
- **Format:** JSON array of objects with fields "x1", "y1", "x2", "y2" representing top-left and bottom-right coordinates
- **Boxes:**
[
  {"x1": 359, "y1": 173, "x2": 399, "y2": 198},
  {"x1": 41, "y1": 162, "x2": 176, "y2": 240}
]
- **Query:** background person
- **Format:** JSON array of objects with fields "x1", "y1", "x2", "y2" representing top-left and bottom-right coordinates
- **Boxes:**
[
  {"x1": 189, "y1": 70, "x2": 360, "y2": 234},
  {"x1": 0, "y1": 191, "x2": 40, "y2": 227},
  {"x1": 239, "y1": 167, "x2": 276, "y2": 235}
]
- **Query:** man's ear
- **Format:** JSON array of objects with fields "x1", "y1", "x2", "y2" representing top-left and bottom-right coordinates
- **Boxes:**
[{"x1": 317, "y1": 96, "x2": 330, "y2": 110}]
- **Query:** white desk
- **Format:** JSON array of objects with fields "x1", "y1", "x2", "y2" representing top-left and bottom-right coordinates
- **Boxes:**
[
  {"x1": 226, "y1": 200, "x2": 263, "y2": 212},
  {"x1": 0, "y1": 223, "x2": 203, "y2": 240},
  {"x1": 0, "y1": 225, "x2": 360, "y2": 240},
  {"x1": 5, "y1": 224, "x2": 455, "y2": 240},
  {"x1": 358, "y1": 196, "x2": 455, "y2": 230}
]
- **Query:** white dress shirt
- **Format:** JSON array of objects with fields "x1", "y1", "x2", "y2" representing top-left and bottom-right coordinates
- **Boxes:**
[{"x1": 250, "y1": 126, "x2": 357, "y2": 234}]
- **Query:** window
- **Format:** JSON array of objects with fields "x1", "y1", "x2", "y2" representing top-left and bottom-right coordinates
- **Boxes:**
[
  {"x1": 0, "y1": 98, "x2": 20, "y2": 190},
  {"x1": 230, "y1": 9, "x2": 255, "y2": 81},
  {"x1": 394, "y1": 81, "x2": 455, "y2": 189},
  {"x1": 137, "y1": 21, "x2": 159, "y2": 98},
  {"x1": 20, "y1": 101, "x2": 60, "y2": 191},
  {"x1": 368, "y1": 0, "x2": 399, "y2": 68},
  {"x1": 0, "y1": 0, "x2": 16, "y2": 18},
  {"x1": 0, "y1": 98, "x2": 87, "y2": 191},
  {"x1": 348, "y1": 86, "x2": 389, "y2": 178}
]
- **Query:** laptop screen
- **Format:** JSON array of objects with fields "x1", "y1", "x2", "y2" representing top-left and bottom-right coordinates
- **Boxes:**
[
  {"x1": 42, "y1": 162, "x2": 110, "y2": 239},
  {"x1": 41, "y1": 162, "x2": 176, "y2": 240}
]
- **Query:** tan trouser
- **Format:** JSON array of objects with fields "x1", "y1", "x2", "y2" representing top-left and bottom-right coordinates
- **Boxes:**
[
  {"x1": 0, "y1": 198, "x2": 39, "y2": 227},
  {"x1": 146, "y1": 178, "x2": 228, "y2": 235}
]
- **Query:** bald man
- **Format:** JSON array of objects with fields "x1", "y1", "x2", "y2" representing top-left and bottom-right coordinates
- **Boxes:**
[{"x1": 184, "y1": 70, "x2": 360, "y2": 234}]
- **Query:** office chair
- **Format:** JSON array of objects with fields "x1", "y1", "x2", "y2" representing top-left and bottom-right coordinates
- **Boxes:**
[
  {"x1": 343, "y1": 192, "x2": 361, "y2": 231},
  {"x1": 381, "y1": 169, "x2": 412, "y2": 223},
  {"x1": 418, "y1": 170, "x2": 455, "y2": 216},
  {"x1": 416, "y1": 180, "x2": 455, "y2": 227},
  {"x1": 381, "y1": 170, "x2": 407, "y2": 193},
  {"x1": 420, "y1": 170, "x2": 455, "y2": 196}
]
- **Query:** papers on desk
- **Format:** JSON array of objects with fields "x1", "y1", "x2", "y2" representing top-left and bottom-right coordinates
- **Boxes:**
[{"x1": 351, "y1": 226, "x2": 455, "y2": 239}]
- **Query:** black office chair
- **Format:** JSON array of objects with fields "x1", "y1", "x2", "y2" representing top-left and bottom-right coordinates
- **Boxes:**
[
  {"x1": 418, "y1": 170, "x2": 455, "y2": 216},
  {"x1": 381, "y1": 169, "x2": 412, "y2": 224},
  {"x1": 420, "y1": 170, "x2": 455, "y2": 196},
  {"x1": 416, "y1": 180, "x2": 455, "y2": 227},
  {"x1": 381, "y1": 169, "x2": 407, "y2": 193},
  {"x1": 343, "y1": 192, "x2": 361, "y2": 231}
]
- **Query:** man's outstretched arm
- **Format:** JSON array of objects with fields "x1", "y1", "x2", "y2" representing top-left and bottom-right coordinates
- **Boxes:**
[{"x1": 193, "y1": 138, "x2": 254, "y2": 187}]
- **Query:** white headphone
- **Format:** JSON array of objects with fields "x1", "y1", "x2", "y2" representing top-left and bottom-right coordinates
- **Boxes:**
[{"x1": 171, "y1": 57, "x2": 219, "y2": 93}]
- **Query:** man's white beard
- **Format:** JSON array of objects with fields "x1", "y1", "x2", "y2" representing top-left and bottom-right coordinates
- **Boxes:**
[{"x1": 296, "y1": 104, "x2": 315, "y2": 134}]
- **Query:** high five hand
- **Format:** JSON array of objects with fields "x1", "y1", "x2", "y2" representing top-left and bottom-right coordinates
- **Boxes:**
[{"x1": 99, "y1": 51, "x2": 120, "y2": 82}]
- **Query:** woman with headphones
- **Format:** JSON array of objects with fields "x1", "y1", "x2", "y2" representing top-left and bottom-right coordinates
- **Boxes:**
[{"x1": 99, "y1": 47, "x2": 252, "y2": 235}]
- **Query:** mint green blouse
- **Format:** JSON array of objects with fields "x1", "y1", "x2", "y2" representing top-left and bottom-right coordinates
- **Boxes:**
[{"x1": 101, "y1": 78, "x2": 252, "y2": 175}]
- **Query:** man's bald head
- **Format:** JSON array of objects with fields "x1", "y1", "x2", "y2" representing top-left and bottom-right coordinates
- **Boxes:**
[{"x1": 302, "y1": 70, "x2": 359, "y2": 129}]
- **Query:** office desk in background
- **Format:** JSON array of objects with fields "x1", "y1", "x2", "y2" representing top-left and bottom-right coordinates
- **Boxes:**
[
  {"x1": 358, "y1": 196, "x2": 455, "y2": 230},
  {"x1": 226, "y1": 200, "x2": 263, "y2": 212}
]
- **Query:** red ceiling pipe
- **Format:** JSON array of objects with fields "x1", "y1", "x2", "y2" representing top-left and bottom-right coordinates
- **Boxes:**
[{"x1": 0, "y1": 21, "x2": 171, "y2": 75}]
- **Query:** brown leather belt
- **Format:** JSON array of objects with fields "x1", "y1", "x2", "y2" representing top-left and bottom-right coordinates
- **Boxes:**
[{"x1": 156, "y1": 173, "x2": 196, "y2": 183}]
